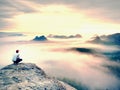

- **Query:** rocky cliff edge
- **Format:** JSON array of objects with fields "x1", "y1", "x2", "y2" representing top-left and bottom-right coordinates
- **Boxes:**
[{"x1": 0, "y1": 63, "x2": 76, "y2": 90}]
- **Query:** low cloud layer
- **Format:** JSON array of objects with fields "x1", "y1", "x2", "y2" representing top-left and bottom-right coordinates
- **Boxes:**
[
  {"x1": 0, "y1": 32, "x2": 120, "y2": 89},
  {"x1": 0, "y1": 32, "x2": 23, "y2": 37}
]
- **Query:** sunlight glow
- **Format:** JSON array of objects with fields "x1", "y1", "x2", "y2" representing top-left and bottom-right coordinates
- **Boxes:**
[
  {"x1": 11, "y1": 4, "x2": 120, "y2": 37},
  {"x1": 14, "y1": 5, "x2": 85, "y2": 35}
]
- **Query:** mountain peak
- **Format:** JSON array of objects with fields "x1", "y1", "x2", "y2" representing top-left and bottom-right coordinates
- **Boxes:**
[
  {"x1": 33, "y1": 35, "x2": 47, "y2": 41},
  {"x1": 0, "y1": 63, "x2": 76, "y2": 90}
]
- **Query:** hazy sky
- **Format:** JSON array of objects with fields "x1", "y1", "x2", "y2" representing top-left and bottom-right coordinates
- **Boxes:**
[{"x1": 0, "y1": 0, "x2": 120, "y2": 36}]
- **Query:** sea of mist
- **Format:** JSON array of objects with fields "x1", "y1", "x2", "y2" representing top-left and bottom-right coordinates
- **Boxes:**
[{"x1": 0, "y1": 34, "x2": 120, "y2": 90}]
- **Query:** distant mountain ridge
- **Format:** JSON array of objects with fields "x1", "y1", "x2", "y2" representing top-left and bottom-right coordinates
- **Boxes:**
[
  {"x1": 106, "y1": 33, "x2": 120, "y2": 45},
  {"x1": 48, "y1": 34, "x2": 82, "y2": 39},
  {"x1": 0, "y1": 63, "x2": 76, "y2": 90},
  {"x1": 88, "y1": 33, "x2": 120, "y2": 45}
]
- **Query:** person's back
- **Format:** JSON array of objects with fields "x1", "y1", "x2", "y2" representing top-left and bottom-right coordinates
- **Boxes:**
[
  {"x1": 12, "y1": 53, "x2": 19, "y2": 62},
  {"x1": 12, "y1": 50, "x2": 22, "y2": 64}
]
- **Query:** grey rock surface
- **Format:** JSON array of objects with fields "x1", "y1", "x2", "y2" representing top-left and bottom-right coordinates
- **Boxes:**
[{"x1": 0, "y1": 63, "x2": 76, "y2": 90}]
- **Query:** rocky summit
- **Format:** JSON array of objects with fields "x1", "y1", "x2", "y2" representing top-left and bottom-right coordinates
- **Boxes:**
[{"x1": 0, "y1": 63, "x2": 76, "y2": 90}]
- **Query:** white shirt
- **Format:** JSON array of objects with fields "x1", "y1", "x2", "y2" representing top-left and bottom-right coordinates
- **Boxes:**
[{"x1": 12, "y1": 53, "x2": 19, "y2": 61}]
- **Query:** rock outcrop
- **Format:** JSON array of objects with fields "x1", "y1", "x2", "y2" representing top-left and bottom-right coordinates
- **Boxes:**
[
  {"x1": 33, "y1": 35, "x2": 47, "y2": 41},
  {"x1": 88, "y1": 36, "x2": 103, "y2": 44},
  {"x1": 0, "y1": 63, "x2": 76, "y2": 90}
]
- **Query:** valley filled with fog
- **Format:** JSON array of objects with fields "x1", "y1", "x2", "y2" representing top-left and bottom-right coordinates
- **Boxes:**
[{"x1": 0, "y1": 33, "x2": 120, "y2": 90}]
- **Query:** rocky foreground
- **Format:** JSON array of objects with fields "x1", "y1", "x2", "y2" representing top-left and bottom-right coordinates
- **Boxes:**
[{"x1": 0, "y1": 63, "x2": 76, "y2": 90}]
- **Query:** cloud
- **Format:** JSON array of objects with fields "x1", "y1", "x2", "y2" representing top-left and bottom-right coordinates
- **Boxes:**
[
  {"x1": 30, "y1": 0, "x2": 120, "y2": 23},
  {"x1": 70, "y1": 47, "x2": 95, "y2": 54},
  {"x1": 42, "y1": 58, "x2": 120, "y2": 89},
  {"x1": 0, "y1": 0, "x2": 120, "y2": 30},
  {"x1": 0, "y1": 32, "x2": 24, "y2": 37},
  {"x1": 0, "y1": 0, "x2": 35, "y2": 16},
  {"x1": 0, "y1": 0, "x2": 36, "y2": 30}
]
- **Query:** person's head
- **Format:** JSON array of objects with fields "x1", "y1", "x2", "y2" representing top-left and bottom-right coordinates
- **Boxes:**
[{"x1": 16, "y1": 50, "x2": 19, "y2": 53}]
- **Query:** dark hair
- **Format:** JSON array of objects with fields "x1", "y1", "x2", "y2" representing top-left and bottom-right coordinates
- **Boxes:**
[{"x1": 16, "y1": 50, "x2": 19, "y2": 53}]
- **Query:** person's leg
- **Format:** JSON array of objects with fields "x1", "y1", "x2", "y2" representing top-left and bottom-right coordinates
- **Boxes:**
[
  {"x1": 16, "y1": 58, "x2": 22, "y2": 64},
  {"x1": 18, "y1": 59, "x2": 22, "y2": 63},
  {"x1": 13, "y1": 61, "x2": 17, "y2": 65},
  {"x1": 16, "y1": 60, "x2": 19, "y2": 64},
  {"x1": 15, "y1": 58, "x2": 19, "y2": 64}
]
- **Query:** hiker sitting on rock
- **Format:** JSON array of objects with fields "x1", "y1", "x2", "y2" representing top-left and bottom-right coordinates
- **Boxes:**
[{"x1": 12, "y1": 50, "x2": 22, "y2": 64}]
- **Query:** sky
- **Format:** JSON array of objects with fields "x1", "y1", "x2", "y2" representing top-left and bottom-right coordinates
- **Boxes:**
[{"x1": 0, "y1": 0, "x2": 120, "y2": 36}]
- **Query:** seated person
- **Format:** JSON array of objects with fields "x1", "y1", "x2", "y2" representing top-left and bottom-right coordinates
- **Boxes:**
[{"x1": 12, "y1": 50, "x2": 22, "y2": 64}]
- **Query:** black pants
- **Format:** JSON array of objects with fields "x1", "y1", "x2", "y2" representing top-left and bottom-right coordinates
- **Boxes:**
[{"x1": 14, "y1": 58, "x2": 22, "y2": 64}]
